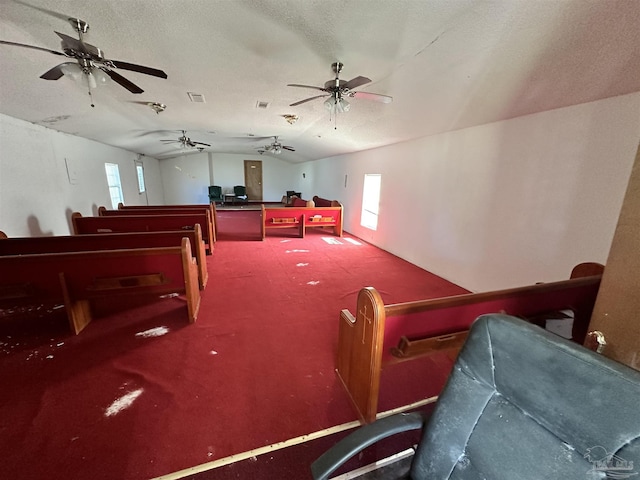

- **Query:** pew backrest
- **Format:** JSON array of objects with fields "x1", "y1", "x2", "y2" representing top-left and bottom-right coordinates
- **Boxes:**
[
  {"x1": 117, "y1": 203, "x2": 218, "y2": 235},
  {"x1": 72, "y1": 212, "x2": 214, "y2": 252},
  {"x1": 98, "y1": 206, "x2": 215, "y2": 245},
  {"x1": 0, "y1": 226, "x2": 208, "y2": 289}
]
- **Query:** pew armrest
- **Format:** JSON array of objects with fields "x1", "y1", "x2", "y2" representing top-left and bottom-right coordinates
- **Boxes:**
[{"x1": 311, "y1": 411, "x2": 428, "y2": 480}]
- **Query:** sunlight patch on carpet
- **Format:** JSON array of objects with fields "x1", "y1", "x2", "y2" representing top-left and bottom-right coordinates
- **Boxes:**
[
  {"x1": 322, "y1": 237, "x2": 342, "y2": 244},
  {"x1": 105, "y1": 388, "x2": 144, "y2": 417},
  {"x1": 307, "y1": 281, "x2": 320, "y2": 285},
  {"x1": 285, "y1": 249, "x2": 309, "y2": 253},
  {"x1": 344, "y1": 238, "x2": 362, "y2": 245},
  {"x1": 296, "y1": 263, "x2": 309, "y2": 267},
  {"x1": 136, "y1": 326, "x2": 169, "y2": 338}
]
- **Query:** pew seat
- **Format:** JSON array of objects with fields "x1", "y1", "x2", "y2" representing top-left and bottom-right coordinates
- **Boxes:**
[{"x1": 0, "y1": 238, "x2": 200, "y2": 334}]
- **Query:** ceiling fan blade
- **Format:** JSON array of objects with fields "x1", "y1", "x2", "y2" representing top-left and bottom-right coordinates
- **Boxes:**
[
  {"x1": 191, "y1": 141, "x2": 211, "y2": 147},
  {"x1": 102, "y1": 68, "x2": 144, "y2": 94},
  {"x1": 283, "y1": 146, "x2": 295, "y2": 152},
  {"x1": 352, "y1": 91, "x2": 393, "y2": 104},
  {"x1": 0, "y1": 40, "x2": 66, "y2": 56},
  {"x1": 109, "y1": 60, "x2": 168, "y2": 79},
  {"x1": 290, "y1": 94, "x2": 329, "y2": 107},
  {"x1": 343, "y1": 76, "x2": 371, "y2": 90},
  {"x1": 287, "y1": 84, "x2": 327, "y2": 92},
  {"x1": 40, "y1": 63, "x2": 72, "y2": 80}
]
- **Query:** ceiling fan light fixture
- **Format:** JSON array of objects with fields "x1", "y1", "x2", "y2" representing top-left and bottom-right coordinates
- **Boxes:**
[
  {"x1": 60, "y1": 63, "x2": 83, "y2": 81},
  {"x1": 324, "y1": 96, "x2": 350, "y2": 113},
  {"x1": 337, "y1": 98, "x2": 350, "y2": 113},
  {"x1": 88, "y1": 68, "x2": 110, "y2": 89},
  {"x1": 60, "y1": 62, "x2": 110, "y2": 90},
  {"x1": 147, "y1": 102, "x2": 167, "y2": 114}
]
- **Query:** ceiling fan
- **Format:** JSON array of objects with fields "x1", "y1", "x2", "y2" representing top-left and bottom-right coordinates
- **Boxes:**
[
  {"x1": 258, "y1": 136, "x2": 295, "y2": 155},
  {"x1": 0, "y1": 17, "x2": 167, "y2": 100},
  {"x1": 287, "y1": 62, "x2": 392, "y2": 112},
  {"x1": 160, "y1": 130, "x2": 211, "y2": 152}
]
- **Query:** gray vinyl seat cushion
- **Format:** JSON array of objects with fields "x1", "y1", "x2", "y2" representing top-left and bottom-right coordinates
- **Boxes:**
[{"x1": 411, "y1": 314, "x2": 640, "y2": 479}]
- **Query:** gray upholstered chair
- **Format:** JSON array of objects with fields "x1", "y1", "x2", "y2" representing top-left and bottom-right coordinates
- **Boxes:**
[
  {"x1": 312, "y1": 314, "x2": 640, "y2": 480},
  {"x1": 208, "y1": 185, "x2": 222, "y2": 203},
  {"x1": 233, "y1": 185, "x2": 248, "y2": 204}
]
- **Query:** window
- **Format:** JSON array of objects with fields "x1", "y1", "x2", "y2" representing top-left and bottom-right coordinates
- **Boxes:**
[
  {"x1": 135, "y1": 162, "x2": 146, "y2": 193},
  {"x1": 360, "y1": 174, "x2": 381, "y2": 230},
  {"x1": 104, "y1": 163, "x2": 124, "y2": 209}
]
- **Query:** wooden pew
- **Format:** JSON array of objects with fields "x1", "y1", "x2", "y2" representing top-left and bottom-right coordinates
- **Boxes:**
[
  {"x1": 0, "y1": 226, "x2": 208, "y2": 289},
  {"x1": 118, "y1": 203, "x2": 218, "y2": 236},
  {"x1": 72, "y1": 212, "x2": 214, "y2": 253},
  {"x1": 337, "y1": 267, "x2": 603, "y2": 423},
  {"x1": 0, "y1": 238, "x2": 200, "y2": 335},
  {"x1": 312, "y1": 195, "x2": 341, "y2": 208},
  {"x1": 261, "y1": 203, "x2": 343, "y2": 240},
  {"x1": 99, "y1": 205, "x2": 216, "y2": 245}
]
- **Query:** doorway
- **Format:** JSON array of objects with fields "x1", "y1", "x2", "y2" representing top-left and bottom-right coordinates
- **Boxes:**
[{"x1": 244, "y1": 160, "x2": 263, "y2": 201}]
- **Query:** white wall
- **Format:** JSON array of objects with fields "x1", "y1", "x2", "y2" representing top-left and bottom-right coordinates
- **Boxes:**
[
  {"x1": 305, "y1": 93, "x2": 640, "y2": 292},
  {"x1": 0, "y1": 113, "x2": 164, "y2": 236},
  {"x1": 3, "y1": 93, "x2": 638, "y2": 292},
  {"x1": 160, "y1": 152, "x2": 300, "y2": 204}
]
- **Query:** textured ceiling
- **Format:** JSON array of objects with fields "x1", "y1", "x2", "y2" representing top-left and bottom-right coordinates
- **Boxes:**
[{"x1": 1, "y1": 0, "x2": 639, "y2": 163}]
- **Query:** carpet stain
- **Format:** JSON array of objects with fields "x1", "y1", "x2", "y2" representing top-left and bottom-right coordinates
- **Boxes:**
[
  {"x1": 286, "y1": 249, "x2": 309, "y2": 253},
  {"x1": 307, "y1": 281, "x2": 320, "y2": 285},
  {"x1": 135, "y1": 326, "x2": 169, "y2": 338},
  {"x1": 105, "y1": 388, "x2": 144, "y2": 417}
]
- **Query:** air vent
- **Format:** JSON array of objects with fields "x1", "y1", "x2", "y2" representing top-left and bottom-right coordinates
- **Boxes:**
[
  {"x1": 187, "y1": 92, "x2": 206, "y2": 103},
  {"x1": 256, "y1": 100, "x2": 270, "y2": 109}
]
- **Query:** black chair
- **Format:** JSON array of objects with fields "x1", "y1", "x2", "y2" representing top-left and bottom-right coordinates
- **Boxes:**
[
  {"x1": 312, "y1": 314, "x2": 640, "y2": 479},
  {"x1": 233, "y1": 185, "x2": 248, "y2": 204},
  {"x1": 208, "y1": 185, "x2": 222, "y2": 204}
]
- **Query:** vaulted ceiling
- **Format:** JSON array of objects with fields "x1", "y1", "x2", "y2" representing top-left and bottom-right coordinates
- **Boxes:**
[{"x1": 1, "y1": 0, "x2": 639, "y2": 163}]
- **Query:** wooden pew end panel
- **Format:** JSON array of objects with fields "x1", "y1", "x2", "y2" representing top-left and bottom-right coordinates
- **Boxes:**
[
  {"x1": 336, "y1": 287, "x2": 386, "y2": 424},
  {"x1": 60, "y1": 273, "x2": 92, "y2": 335}
]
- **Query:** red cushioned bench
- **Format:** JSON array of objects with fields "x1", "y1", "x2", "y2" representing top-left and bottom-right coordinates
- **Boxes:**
[
  {"x1": 261, "y1": 203, "x2": 343, "y2": 240},
  {"x1": 0, "y1": 238, "x2": 200, "y2": 335}
]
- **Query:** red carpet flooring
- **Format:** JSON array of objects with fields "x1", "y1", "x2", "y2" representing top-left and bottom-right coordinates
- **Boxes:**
[{"x1": 0, "y1": 210, "x2": 467, "y2": 480}]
